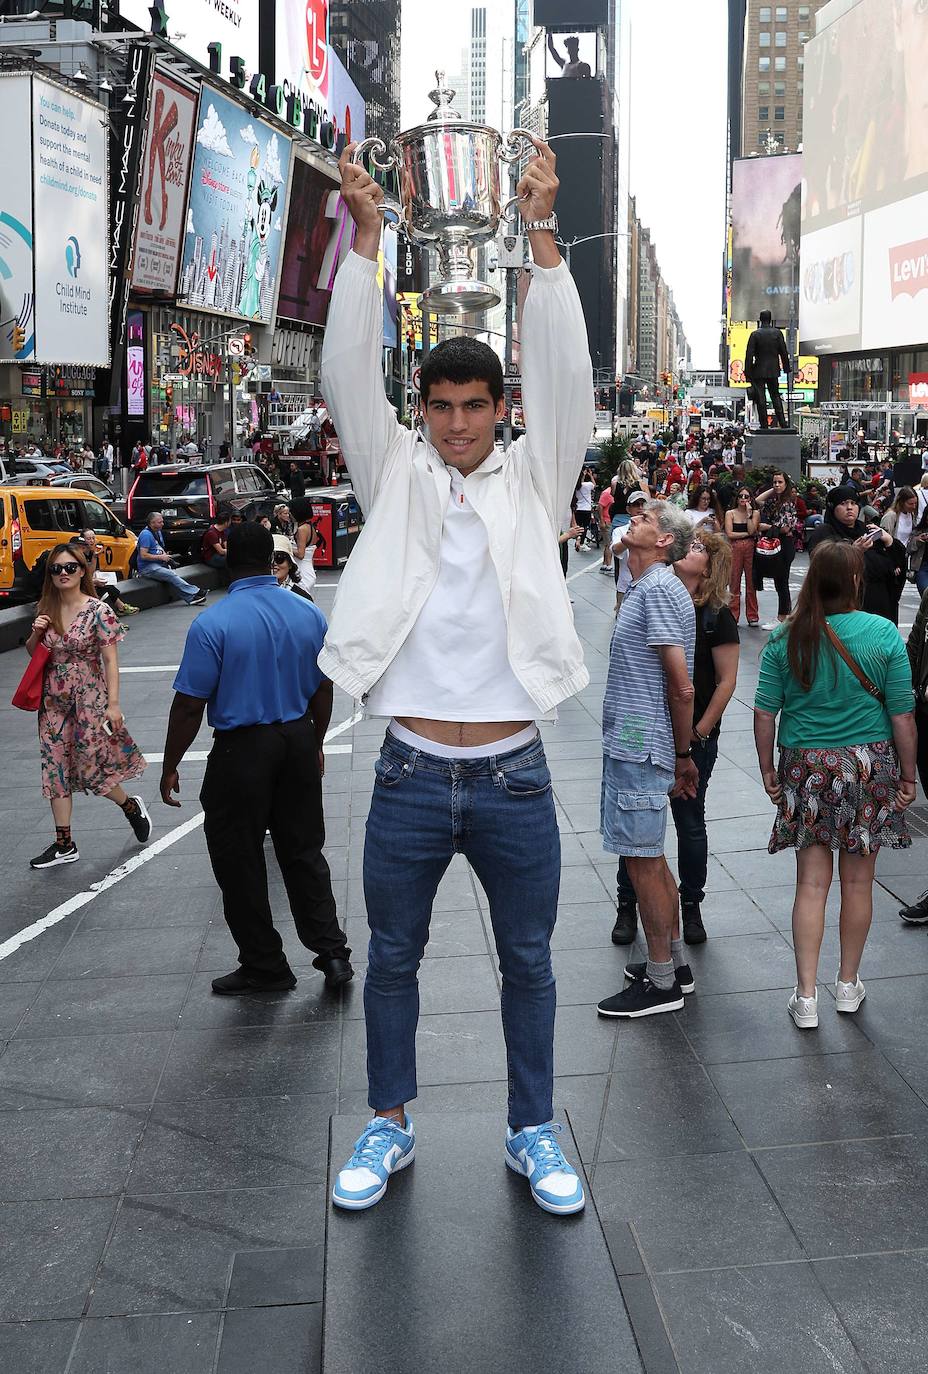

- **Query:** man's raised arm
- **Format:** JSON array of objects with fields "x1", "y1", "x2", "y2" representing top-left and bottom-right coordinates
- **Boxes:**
[
  {"x1": 516, "y1": 141, "x2": 595, "y2": 529},
  {"x1": 320, "y1": 146, "x2": 404, "y2": 515}
]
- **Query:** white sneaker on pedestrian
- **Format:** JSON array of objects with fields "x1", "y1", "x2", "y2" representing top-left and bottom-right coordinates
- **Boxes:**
[
  {"x1": 835, "y1": 974, "x2": 866, "y2": 1013},
  {"x1": 787, "y1": 987, "x2": 819, "y2": 1028},
  {"x1": 761, "y1": 620, "x2": 782, "y2": 632}
]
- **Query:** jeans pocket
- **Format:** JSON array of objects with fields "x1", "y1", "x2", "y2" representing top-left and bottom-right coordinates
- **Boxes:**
[
  {"x1": 498, "y1": 761, "x2": 552, "y2": 797},
  {"x1": 374, "y1": 755, "x2": 406, "y2": 788}
]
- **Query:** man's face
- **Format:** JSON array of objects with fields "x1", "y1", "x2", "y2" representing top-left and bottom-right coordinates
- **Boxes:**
[
  {"x1": 424, "y1": 379, "x2": 504, "y2": 473},
  {"x1": 624, "y1": 506, "x2": 667, "y2": 552},
  {"x1": 151, "y1": 514, "x2": 164, "y2": 532}
]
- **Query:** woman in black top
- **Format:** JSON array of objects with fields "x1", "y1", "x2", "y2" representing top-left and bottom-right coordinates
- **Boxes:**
[{"x1": 806, "y1": 485, "x2": 906, "y2": 624}]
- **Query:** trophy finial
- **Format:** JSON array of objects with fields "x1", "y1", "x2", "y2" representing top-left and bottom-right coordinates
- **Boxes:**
[{"x1": 427, "y1": 70, "x2": 462, "y2": 121}]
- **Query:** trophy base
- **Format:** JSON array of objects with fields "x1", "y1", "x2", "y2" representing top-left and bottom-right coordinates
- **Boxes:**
[{"x1": 421, "y1": 279, "x2": 502, "y2": 315}]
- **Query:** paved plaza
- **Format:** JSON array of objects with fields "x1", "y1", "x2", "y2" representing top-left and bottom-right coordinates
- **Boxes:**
[{"x1": 1, "y1": 552, "x2": 928, "y2": 1373}]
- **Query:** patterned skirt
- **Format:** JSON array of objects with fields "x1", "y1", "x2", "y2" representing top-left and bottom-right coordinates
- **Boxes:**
[{"x1": 769, "y1": 741, "x2": 910, "y2": 855}]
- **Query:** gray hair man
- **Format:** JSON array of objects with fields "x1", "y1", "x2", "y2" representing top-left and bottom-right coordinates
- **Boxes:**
[{"x1": 597, "y1": 499, "x2": 699, "y2": 1017}]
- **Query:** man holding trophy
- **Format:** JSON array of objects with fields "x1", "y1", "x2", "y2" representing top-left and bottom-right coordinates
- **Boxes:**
[{"x1": 322, "y1": 132, "x2": 594, "y2": 1215}]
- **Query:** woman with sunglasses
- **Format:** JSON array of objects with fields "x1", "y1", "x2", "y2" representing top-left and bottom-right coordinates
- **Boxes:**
[
  {"x1": 272, "y1": 534, "x2": 314, "y2": 601},
  {"x1": 24, "y1": 543, "x2": 150, "y2": 869}
]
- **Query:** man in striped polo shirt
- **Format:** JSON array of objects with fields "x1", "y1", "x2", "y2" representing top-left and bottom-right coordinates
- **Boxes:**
[{"x1": 597, "y1": 500, "x2": 699, "y2": 1018}]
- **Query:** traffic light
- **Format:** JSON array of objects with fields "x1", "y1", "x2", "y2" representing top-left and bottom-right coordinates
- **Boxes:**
[
  {"x1": 11, "y1": 324, "x2": 25, "y2": 354},
  {"x1": 243, "y1": 331, "x2": 254, "y2": 356}
]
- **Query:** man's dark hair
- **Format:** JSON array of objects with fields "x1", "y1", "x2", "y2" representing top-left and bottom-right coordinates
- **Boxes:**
[
  {"x1": 227, "y1": 521, "x2": 272, "y2": 572},
  {"x1": 216, "y1": 505, "x2": 233, "y2": 524},
  {"x1": 420, "y1": 337, "x2": 504, "y2": 407},
  {"x1": 759, "y1": 309, "x2": 773, "y2": 326}
]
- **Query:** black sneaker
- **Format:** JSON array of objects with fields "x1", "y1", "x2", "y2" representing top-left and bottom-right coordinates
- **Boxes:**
[
  {"x1": 624, "y1": 960, "x2": 695, "y2": 994},
  {"x1": 611, "y1": 900, "x2": 638, "y2": 945},
  {"x1": 211, "y1": 967, "x2": 298, "y2": 995},
  {"x1": 125, "y1": 796, "x2": 152, "y2": 844},
  {"x1": 190, "y1": 593, "x2": 207, "y2": 606},
  {"x1": 899, "y1": 891, "x2": 928, "y2": 924},
  {"x1": 682, "y1": 901, "x2": 707, "y2": 944},
  {"x1": 30, "y1": 841, "x2": 79, "y2": 869},
  {"x1": 597, "y1": 977, "x2": 684, "y2": 1018},
  {"x1": 314, "y1": 954, "x2": 354, "y2": 989}
]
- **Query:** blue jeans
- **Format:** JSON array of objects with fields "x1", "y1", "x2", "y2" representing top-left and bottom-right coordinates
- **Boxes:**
[
  {"x1": 617, "y1": 737, "x2": 719, "y2": 905},
  {"x1": 916, "y1": 565, "x2": 928, "y2": 597},
  {"x1": 139, "y1": 562, "x2": 201, "y2": 603},
  {"x1": 362, "y1": 732, "x2": 561, "y2": 1129}
]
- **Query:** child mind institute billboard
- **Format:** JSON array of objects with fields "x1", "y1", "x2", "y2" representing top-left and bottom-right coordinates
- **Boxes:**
[{"x1": 178, "y1": 87, "x2": 293, "y2": 323}]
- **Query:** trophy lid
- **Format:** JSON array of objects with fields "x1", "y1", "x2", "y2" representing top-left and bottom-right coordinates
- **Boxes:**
[{"x1": 427, "y1": 71, "x2": 462, "y2": 121}]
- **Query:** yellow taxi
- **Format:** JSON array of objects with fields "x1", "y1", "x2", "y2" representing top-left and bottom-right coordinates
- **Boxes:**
[{"x1": 0, "y1": 485, "x2": 137, "y2": 606}]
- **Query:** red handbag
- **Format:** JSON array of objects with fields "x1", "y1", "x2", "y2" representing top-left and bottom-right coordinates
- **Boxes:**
[{"x1": 12, "y1": 642, "x2": 51, "y2": 712}]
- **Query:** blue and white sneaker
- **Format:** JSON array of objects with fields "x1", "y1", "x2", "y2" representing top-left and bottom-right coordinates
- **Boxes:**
[
  {"x1": 331, "y1": 1115, "x2": 415, "y2": 1210},
  {"x1": 505, "y1": 1122, "x2": 585, "y2": 1215}
]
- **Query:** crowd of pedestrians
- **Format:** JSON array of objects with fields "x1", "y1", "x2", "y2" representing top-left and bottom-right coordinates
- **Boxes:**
[{"x1": 15, "y1": 137, "x2": 928, "y2": 1235}]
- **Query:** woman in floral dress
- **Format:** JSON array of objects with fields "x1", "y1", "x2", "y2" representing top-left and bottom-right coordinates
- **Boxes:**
[
  {"x1": 25, "y1": 542, "x2": 151, "y2": 869},
  {"x1": 753, "y1": 541, "x2": 917, "y2": 1030}
]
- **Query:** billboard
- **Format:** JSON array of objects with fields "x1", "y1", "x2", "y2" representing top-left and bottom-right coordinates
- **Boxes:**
[
  {"x1": 801, "y1": 0, "x2": 928, "y2": 353},
  {"x1": 730, "y1": 154, "x2": 801, "y2": 326},
  {"x1": 277, "y1": 155, "x2": 353, "y2": 328},
  {"x1": 0, "y1": 75, "x2": 36, "y2": 363},
  {"x1": 117, "y1": 0, "x2": 260, "y2": 75},
  {"x1": 727, "y1": 321, "x2": 818, "y2": 398},
  {"x1": 126, "y1": 309, "x2": 145, "y2": 417},
  {"x1": 178, "y1": 87, "x2": 293, "y2": 323},
  {"x1": 532, "y1": 0, "x2": 608, "y2": 26},
  {"x1": 131, "y1": 69, "x2": 198, "y2": 294},
  {"x1": 274, "y1": 3, "x2": 366, "y2": 151}
]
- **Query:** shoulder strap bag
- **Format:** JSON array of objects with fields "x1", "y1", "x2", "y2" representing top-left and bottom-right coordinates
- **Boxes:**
[
  {"x1": 11, "y1": 641, "x2": 51, "y2": 711},
  {"x1": 824, "y1": 623, "x2": 885, "y2": 705}
]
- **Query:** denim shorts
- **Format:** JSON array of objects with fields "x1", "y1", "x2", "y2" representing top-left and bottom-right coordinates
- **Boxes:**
[{"x1": 600, "y1": 754, "x2": 674, "y2": 858}]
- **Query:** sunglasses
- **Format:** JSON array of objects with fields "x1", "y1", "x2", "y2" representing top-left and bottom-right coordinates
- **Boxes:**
[
  {"x1": 49, "y1": 561, "x2": 81, "y2": 577},
  {"x1": 272, "y1": 552, "x2": 291, "y2": 565},
  {"x1": 690, "y1": 540, "x2": 707, "y2": 555}
]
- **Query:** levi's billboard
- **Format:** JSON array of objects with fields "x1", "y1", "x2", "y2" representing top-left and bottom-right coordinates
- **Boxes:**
[{"x1": 131, "y1": 69, "x2": 198, "y2": 294}]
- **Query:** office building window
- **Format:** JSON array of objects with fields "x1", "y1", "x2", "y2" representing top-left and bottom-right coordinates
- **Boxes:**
[
  {"x1": 759, "y1": 56, "x2": 771, "y2": 71},
  {"x1": 758, "y1": 81, "x2": 770, "y2": 95},
  {"x1": 776, "y1": 6, "x2": 788, "y2": 19},
  {"x1": 775, "y1": 30, "x2": 787, "y2": 45},
  {"x1": 759, "y1": 6, "x2": 772, "y2": 19},
  {"x1": 798, "y1": 54, "x2": 804, "y2": 68},
  {"x1": 759, "y1": 105, "x2": 769, "y2": 121},
  {"x1": 775, "y1": 56, "x2": 786, "y2": 70},
  {"x1": 759, "y1": 30, "x2": 771, "y2": 45},
  {"x1": 798, "y1": 5, "x2": 810, "y2": 17},
  {"x1": 775, "y1": 106, "x2": 785, "y2": 120}
]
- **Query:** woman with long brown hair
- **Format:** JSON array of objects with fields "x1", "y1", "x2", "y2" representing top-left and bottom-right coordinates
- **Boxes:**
[
  {"x1": 753, "y1": 541, "x2": 916, "y2": 1028},
  {"x1": 24, "y1": 542, "x2": 150, "y2": 869}
]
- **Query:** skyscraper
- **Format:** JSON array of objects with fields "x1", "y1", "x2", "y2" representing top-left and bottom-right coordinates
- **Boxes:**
[
  {"x1": 329, "y1": 0, "x2": 401, "y2": 145},
  {"x1": 731, "y1": 0, "x2": 827, "y2": 159}
]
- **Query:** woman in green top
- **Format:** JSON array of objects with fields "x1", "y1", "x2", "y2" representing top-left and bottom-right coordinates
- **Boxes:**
[{"x1": 753, "y1": 541, "x2": 916, "y2": 1030}]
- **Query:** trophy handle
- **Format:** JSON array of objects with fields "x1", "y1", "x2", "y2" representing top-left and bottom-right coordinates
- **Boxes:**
[
  {"x1": 499, "y1": 128, "x2": 537, "y2": 166},
  {"x1": 501, "y1": 195, "x2": 527, "y2": 228},
  {"x1": 351, "y1": 137, "x2": 400, "y2": 174}
]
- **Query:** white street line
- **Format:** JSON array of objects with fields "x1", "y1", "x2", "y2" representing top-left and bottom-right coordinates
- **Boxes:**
[
  {"x1": 0, "y1": 812, "x2": 205, "y2": 965},
  {"x1": 121, "y1": 665, "x2": 180, "y2": 673},
  {"x1": 326, "y1": 709, "x2": 363, "y2": 738},
  {"x1": 567, "y1": 560, "x2": 605, "y2": 584}
]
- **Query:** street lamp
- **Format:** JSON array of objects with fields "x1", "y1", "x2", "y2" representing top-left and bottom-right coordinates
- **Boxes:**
[{"x1": 555, "y1": 230, "x2": 630, "y2": 273}]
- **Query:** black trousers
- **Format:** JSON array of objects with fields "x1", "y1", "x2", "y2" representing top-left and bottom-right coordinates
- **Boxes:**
[
  {"x1": 916, "y1": 709, "x2": 928, "y2": 797},
  {"x1": 750, "y1": 378, "x2": 787, "y2": 429},
  {"x1": 200, "y1": 713, "x2": 349, "y2": 978}
]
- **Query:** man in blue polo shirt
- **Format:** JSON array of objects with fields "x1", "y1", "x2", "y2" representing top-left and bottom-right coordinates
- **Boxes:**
[{"x1": 159, "y1": 521, "x2": 352, "y2": 994}]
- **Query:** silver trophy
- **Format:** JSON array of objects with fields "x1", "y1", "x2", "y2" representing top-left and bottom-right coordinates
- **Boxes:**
[{"x1": 352, "y1": 72, "x2": 536, "y2": 314}]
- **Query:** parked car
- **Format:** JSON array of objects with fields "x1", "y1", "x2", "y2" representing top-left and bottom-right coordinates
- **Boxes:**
[
  {"x1": 0, "y1": 456, "x2": 73, "y2": 485},
  {"x1": 0, "y1": 485, "x2": 137, "y2": 605},
  {"x1": 125, "y1": 462, "x2": 278, "y2": 559},
  {"x1": 48, "y1": 474, "x2": 127, "y2": 522}
]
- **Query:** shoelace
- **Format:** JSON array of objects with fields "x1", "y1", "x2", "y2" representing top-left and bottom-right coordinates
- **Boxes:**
[
  {"x1": 521, "y1": 1124, "x2": 571, "y2": 1181},
  {"x1": 345, "y1": 1120, "x2": 403, "y2": 1171}
]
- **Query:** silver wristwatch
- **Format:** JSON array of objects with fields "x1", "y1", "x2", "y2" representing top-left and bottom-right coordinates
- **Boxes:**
[{"x1": 523, "y1": 213, "x2": 559, "y2": 234}]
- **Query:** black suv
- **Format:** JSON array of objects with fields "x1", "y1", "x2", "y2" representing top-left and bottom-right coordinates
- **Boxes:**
[{"x1": 126, "y1": 463, "x2": 279, "y2": 559}]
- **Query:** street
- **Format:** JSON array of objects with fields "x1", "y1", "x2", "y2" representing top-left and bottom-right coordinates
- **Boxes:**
[{"x1": 2, "y1": 555, "x2": 928, "y2": 1373}]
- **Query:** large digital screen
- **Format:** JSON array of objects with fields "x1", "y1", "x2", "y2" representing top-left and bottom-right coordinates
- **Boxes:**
[
  {"x1": 178, "y1": 86, "x2": 292, "y2": 323},
  {"x1": 532, "y1": 0, "x2": 608, "y2": 26},
  {"x1": 277, "y1": 155, "x2": 347, "y2": 327},
  {"x1": 730, "y1": 154, "x2": 801, "y2": 326},
  {"x1": 0, "y1": 75, "x2": 36, "y2": 363},
  {"x1": 801, "y1": 0, "x2": 928, "y2": 353},
  {"x1": 131, "y1": 69, "x2": 198, "y2": 295}
]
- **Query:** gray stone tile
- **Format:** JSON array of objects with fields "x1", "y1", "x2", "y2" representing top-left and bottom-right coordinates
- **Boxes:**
[
  {"x1": 0, "y1": 1320, "x2": 77, "y2": 1374},
  {"x1": 0, "y1": 925, "x2": 78, "y2": 983},
  {"x1": 156, "y1": 1023, "x2": 341, "y2": 1102},
  {"x1": 654, "y1": 1265, "x2": 867, "y2": 1374},
  {"x1": 16, "y1": 974, "x2": 191, "y2": 1038},
  {"x1": 592, "y1": 1152, "x2": 803, "y2": 1272},
  {"x1": 693, "y1": 890, "x2": 779, "y2": 938},
  {"x1": 684, "y1": 930, "x2": 797, "y2": 995},
  {"x1": 755, "y1": 1134, "x2": 928, "y2": 1257},
  {"x1": 339, "y1": 1009, "x2": 508, "y2": 1092},
  {"x1": 70, "y1": 1313, "x2": 221, "y2": 1373},
  {"x1": 555, "y1": 1002, "x2": 622, "y2": 1076},
  {"x1": 0, "y1": 1031, "x2": 173, "y2": 1109},
  {"x1": 0, "y1": 1105, "x2": 145, "y2": 1201},
  {"x1": 179, "y1": 972, "x2": 342, "y2": 1028},
  {"x1": 710, "y1": 1048, "x2": 928, "y2": 1147},
  {"x1": 596, "y1": 1059, "x2": 744, "y2": 1163},
  {"x1": 126, "y1": 1094, "x2": 335, "y2": 1195},
  {"x1": 46, "y1": 926, "x2": 205, "y2": 979},
  {"x1": 681, "y1": 986, "x2": 869, "y2": 1065},
  {"x1": 227, "y1": 1244, "x2": 323, "y2": 1307},
  {"x1": 550, "y1": 904, "x2": 617, "y2": 950},
  {"x1": 0, "y1": 981, "x2": 41, "y2": 1032},
  {"x1": 323, "y1": 1113, "x2": 639, "y2": 1374},
  {"x1": 79, "y1": 886, "x2": 218, "y2": 930},
  {"x1": 91, "y1": 1187, "x2": 325, "y2": 1316},
  {"x1": 757, "y1": 881, "x2": 907, "y2": 929},
  {"x1": 0, "y1": 1197, "x2": 117, "y2": 1319},
  {"x1": 804, "y1": 921, "x2": 928, "y2": 980},
  {"x1": 812, "y1": 1252, "x2": 928, "y2": 1374},
  {"x1": 218, "y1": 1304, "x2": 322, "y2": 1374}
]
